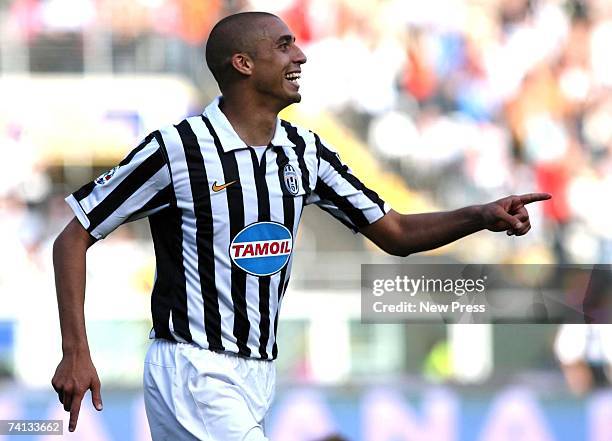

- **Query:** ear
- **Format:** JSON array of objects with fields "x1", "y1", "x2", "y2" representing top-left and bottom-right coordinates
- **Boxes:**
[{"x1": 231, "y1": 53, "x2": 254, "y2": 76}]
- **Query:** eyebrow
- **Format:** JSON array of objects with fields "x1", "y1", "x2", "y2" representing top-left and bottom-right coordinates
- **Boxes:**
[{"x1": 275, "y1": 35, "x2": 295, "y2": 45}]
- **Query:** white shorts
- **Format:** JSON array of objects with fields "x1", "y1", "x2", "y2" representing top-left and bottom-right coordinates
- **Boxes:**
[{"x1": 143, "y1": 339, "x2": 276, "y2": 441}]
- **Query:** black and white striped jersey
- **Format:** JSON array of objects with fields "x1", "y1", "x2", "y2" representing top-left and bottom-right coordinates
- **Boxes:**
[{"x1": 66, "y1": 97, "x2": 390, "y2": 360}]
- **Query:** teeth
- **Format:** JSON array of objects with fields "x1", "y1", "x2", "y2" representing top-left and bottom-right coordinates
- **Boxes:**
[{"x1": 285, "y1": 72, "x2": 301, "y2": 82}]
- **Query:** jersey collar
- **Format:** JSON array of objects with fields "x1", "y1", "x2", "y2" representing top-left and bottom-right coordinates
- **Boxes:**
[{"x1": 203, "y1": 96, "x2": 296, "y2": 152}]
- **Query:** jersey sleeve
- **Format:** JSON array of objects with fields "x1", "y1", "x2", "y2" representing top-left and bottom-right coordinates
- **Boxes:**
[
  {"x1": 65, "y1": 133, "x2": 173, "y2": 240},
  {"x1": 307, "y1": 134, "x2": 390, "y2": 233}
]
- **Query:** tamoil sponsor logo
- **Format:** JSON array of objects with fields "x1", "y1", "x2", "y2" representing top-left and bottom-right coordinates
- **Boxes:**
[{"x1": 229, "y1": 222, "x2": 293, "y2": 276}]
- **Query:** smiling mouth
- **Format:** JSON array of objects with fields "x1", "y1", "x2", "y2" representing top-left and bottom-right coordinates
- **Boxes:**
[{"x1": 285, "y1": 72, "x2": 301, "y2": 87}]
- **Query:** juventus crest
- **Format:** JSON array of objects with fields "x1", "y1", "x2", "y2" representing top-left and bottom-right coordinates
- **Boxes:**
[{"x1": 282, "y1": 164, "x2": 300, "y2": 196}]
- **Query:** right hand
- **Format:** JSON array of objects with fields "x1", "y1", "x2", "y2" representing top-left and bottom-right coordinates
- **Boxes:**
[
  {"x1": 51, "y1": 349, "x2": 103, "y2": 432},
  {"x1": 480, "y1": 193, "x2": 551, "y2": 236}
]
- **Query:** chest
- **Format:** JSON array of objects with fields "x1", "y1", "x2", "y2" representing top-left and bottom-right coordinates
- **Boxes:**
[
  {"x1": 208, "y1": 146, "x2": 315, "y2": 202},
  {"x1": 173, "y1": 145, "x2": 316, "y2": 225}
]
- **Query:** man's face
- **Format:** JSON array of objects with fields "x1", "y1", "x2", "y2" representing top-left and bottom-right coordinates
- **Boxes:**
[{"x1": 249, "y1": 17, "x2": 307, "y2": 107}]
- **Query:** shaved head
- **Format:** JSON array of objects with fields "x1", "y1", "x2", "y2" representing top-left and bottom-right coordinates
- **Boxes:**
[{"x1": 206, "y1": 12, "x2": 280, "y2": 91}]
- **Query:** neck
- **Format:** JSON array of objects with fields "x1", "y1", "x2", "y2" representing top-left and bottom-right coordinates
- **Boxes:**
[{"x1": 219, "y1": 90, "x2": 283, "y2": 146}]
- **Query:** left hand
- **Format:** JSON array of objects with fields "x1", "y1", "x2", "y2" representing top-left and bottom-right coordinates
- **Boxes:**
[{"x1": 480, "y1": 193, "x2": 552, "y2": 236}]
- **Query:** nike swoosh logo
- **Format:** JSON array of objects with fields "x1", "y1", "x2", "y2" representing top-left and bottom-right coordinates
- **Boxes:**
[{"x1": 212, "y1": 180, "x2": 237, "y2": 192}]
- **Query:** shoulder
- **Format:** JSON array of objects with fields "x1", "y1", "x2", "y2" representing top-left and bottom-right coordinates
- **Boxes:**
[
  {"x1": 278, "y1": 120, "x2": 342, "y2": 162},
  {"x1": 279, "y1": 119, "x2": 319, "y2": 148},
  {"x1": 154, "y1": 115, "x2": 214, "y2": 147}
]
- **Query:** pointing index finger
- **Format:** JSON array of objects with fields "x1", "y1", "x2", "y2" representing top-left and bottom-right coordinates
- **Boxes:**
[
  {"x1": 518, "y1": 193, "x2": 552, "y2": 205},
  {"x1": 69, "y1": 393, "x2": 84, "y2": 432}
]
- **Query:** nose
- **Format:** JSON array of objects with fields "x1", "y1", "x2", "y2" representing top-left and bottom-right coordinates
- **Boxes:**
[{"x1": 293, "y1": 44, "x2": 307, "y2": 65}]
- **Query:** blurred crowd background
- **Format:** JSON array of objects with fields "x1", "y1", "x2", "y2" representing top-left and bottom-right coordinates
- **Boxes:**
[{"x1": 1, "y1": 0, "x2": 612, "y2": 439}]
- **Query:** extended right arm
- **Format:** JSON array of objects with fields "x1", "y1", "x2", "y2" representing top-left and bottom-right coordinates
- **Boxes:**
[{"x1": 51, "y1": 218, "x2": 103, "y2": 432}]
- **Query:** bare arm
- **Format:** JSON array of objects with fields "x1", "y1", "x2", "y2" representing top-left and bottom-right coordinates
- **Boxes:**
[
  {"x1": 51, "y1": 218, "x2": 103, "y2": 432},
  {"x1": 361, "y1": 193, "x2": 551, "y2": 256}
]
